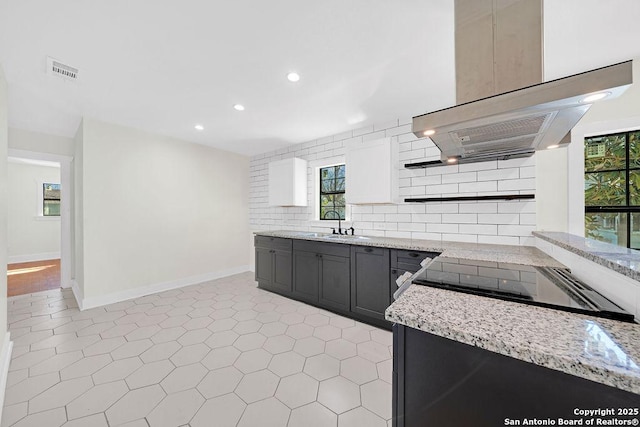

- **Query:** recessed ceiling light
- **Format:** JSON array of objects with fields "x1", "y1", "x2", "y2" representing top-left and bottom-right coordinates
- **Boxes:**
[
  {"x1": 194, "y1": 124, "x2": 204, "y2": 131},
  {"x1": 446, "y1": 157, "x2": 458, "y2": 163},
  {"x1": 233, "y1": 104, "x2": 245, "y2": 111},
  {"x1": 287, "y1": 72, "x2": 300, "y2": 82},
  {"x1": 581, "y1": 92, "x2": 610, "y2": 103},
  {"x1": 547, "y1": 144, "x2": 559, "y2": 149},
  {"x1": 423, "y1": 129, "x2": 435, "y2": 136}
]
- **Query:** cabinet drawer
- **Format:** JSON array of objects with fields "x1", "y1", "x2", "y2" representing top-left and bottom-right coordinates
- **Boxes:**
[
  {"x1": 391, "y1": 249, "x2": 440, "y2": 272},
  {"x1": 293, "y1": 239, "x2": 350, "y2": 258},
  {"x1": 254, "y1": 235, "x2": 292, "y2": 251}
]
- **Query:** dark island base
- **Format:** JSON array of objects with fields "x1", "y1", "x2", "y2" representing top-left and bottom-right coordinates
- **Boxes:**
[{"x1": 393, "y1": 324, "x2": 640, "y2": 427}]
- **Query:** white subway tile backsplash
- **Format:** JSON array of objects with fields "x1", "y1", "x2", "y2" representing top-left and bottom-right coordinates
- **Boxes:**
[
  {"x1": 498, "y1": 224, "x2": 536, "y2": 237},
  {"x1": 459, "y1": 224, "x2": 498, "y2": 235},
  {"x1": 426, "y1": 203, "x2": 459, "y2": 214},
  {"x1": 442, "y1": 172, "x2": 477, "y2": 184},
  {"x1": 443, "y1": 233, "x2": 478, "y2": 243},
  {"x1": 250, "y1": 117, "x2": 537, "y2": 246},
  {"x1": 477, "y1": 213, "x2": 520, "y2": 225},
  {"x1": 411, "y1": 232, "x2": 443, "y2": 241},
  {"x1": 458, "y1": 181, "x2": 497, "y2": 193},
  {"x1": 425, "y1": 183, "x2": 459, "y2": 195},
  {"x1": 397, "y1": 204, "x2": 426, "y2": 214},
  {"x1": 385, "y1": 213, "x2": 411, "y2": 222},
  {"x1": 385, "y1": 124, "x2": 412, "y2": 137},
  {"x1": 352, "y1": 125, "x2": 374, "y2": 137},
  {"x1": 373, "y1": 205, "x2": 398, "y2": 214},
  {"x1": 427, "y1": 223, "x2": 459, "y2": 233},
  {"x1": 383, "y1": 231, "x2": 410, "y2": 239},
  {"x1": 412, "y1": 175, "x2": 442, "y2": 186},
  {"x1": 498, "y1": 178, "x2": 535, "y2": 191},
  {"x1": 477, "y1": 168, "x2": 519, "y2": 181},
  {"x1": 478, "y1": 235, "x2": 521, "y2": 245},
  {"x1": 458, "y1": 160, "x2": 498, "y2": 172},
  {"x1": 412, "y1": 213, "x2": 442, "y2": 223},
  {"x1": 363, "y1": 131, "x2": 386, "y2": 142},
  {"x1": 442, "y1": 213, "x2": 478, "y2": 224},
  {"x1": 458, "y1": 203, "x2": 498, "y2": 214},
  {"x1": 498, "y1": 201, "x2": 536, "y2": 214},
  {"x1": 398, "y1": 222, "x2": 426, "y2": 232}
]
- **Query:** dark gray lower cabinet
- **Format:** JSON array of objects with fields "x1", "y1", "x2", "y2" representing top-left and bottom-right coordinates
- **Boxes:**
[
  {"x1": 256, "y1": 236, "x2": 438, "y2": 329},
  {"x1": 318, "y1": 254, "x2": 350, "y2": 312},
  {"x1": 292, "y1": 240, "x2": 351, "y2": 312},
  {"x1": 393, "y1": 324, "x2": 640, "y2": 427},
  {"x1": 254, "y1": 236, "x2": 292, "y2": 295},
  {"x1": 292, "y1": 250, "x2": 320, "y2": 304},
  {"x1": 351, "y1": 246, "x2": 390, "y2": 321}
]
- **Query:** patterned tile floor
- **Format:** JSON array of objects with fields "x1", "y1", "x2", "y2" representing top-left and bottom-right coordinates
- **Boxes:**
[{"x1": 1, "y1": 272, "x2": 393, "y2": 427}]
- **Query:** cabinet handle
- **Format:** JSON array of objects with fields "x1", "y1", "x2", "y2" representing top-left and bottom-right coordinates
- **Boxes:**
[
  {"x1": 319, "y1": 254, "x2": 323, "y2": 258},
  {"x1": 364, "y1": 248, "x2": 373, "y2": 253},
  {"x1": 391, "y1": 269, "x2": 397, "y2": 274},
  {"x1": 409, "y1": 252, "x2": 420, "y2": 258}
]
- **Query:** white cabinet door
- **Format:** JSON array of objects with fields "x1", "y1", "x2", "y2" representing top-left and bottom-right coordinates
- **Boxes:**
[
  {"x1": 346, "y1": 138, "x2": 397, "y2": 204},
  {"x1": 268, "y1": 158, "x2": 308, "y2": 206}
]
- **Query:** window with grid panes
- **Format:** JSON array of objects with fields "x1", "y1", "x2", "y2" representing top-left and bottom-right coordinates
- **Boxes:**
[
  {"x1": 319, "y1": 164, "x2": 345, "y2": 220},
  {"x1": 584, "y1": 130, "x2": 640, "y2": 249},
  {"x1": 43, "y1": 183, "x2": 61, "y2": 216}
]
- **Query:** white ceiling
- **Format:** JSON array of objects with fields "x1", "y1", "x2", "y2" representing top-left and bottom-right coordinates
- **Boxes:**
[
  {"x1": 2, "y1": 1, "x2": 640, "y2": 157},
  {"x1": 0, "y1": 0, "x2": 456, "y2": 156}
]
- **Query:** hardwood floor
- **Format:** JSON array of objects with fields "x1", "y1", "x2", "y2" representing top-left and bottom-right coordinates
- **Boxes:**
[{"x1": 7, "y1": 259, "x2": 61, "y2": 297}]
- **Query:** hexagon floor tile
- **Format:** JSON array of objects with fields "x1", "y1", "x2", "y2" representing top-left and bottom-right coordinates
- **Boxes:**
[{"x1": 3, "y1": 272, "x2": 393, "y2": 427}]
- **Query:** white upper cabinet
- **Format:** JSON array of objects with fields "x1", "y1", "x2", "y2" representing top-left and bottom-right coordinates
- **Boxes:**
[
  {"x1": 346, "y1": 137, "x2": 398, "y2": 204},
  {"x1": 268, "y1": 157, "x2": 308, "y2": 206}
]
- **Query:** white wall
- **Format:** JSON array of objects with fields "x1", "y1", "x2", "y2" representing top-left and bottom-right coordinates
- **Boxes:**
[
  {"x1": 0, "y1": 65, "x2": 11, "y2": 414},
  {"x1": 8, "y1": 127, "x2": 74, "y2": 157},
  {"x1": 250, "y1": 118, "x2": 537, "y2": 247},
  {"x1": 72, "y1": 121, "x2": 84, "y2": 300},
  {"x1": 7, "y1": 162, "x2": 60, "y2": 262},
  {"x1": 76, "y1": 118, "x2": 250, "y2": 306},
  {"x1": 533, "y1": 1, "x2": 640, "y2": 234}
]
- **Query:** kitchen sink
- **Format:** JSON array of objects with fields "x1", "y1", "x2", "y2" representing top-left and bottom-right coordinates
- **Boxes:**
[
  {"x1": 326, "y1": 235, "x2": 370, "y2": 240},
  {"x1": 295, "y1": 232, "x2": 325, "y2": 237}
]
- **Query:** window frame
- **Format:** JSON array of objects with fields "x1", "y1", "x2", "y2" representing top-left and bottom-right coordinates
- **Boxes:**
[
  {"x1": 308, "y1": 156, "x2": 350, "y2": 223},
  {"x1": 41, "y1": 182, "x2": 61, "y2": 217},
  {"x1": 584, "y1": 129, "x2": 640, "y2": 248},
  {"x1": 319, "y1": 164, "x2": 346, "y2": 221}
]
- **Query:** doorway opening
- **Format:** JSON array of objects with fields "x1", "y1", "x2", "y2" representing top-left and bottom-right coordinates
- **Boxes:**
[{"x1": 6, "y1": 149, "x2": 72, "y2": 297}]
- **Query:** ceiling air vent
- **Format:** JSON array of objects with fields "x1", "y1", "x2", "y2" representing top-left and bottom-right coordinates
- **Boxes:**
[{"x1": 46, "y1": 57, "x2": 78, "y2": 81}]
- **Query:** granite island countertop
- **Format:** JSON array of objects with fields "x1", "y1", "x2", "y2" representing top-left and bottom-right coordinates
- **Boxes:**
[
  {"x1": 386, "y1": 284, "x2": 640, "y2": 394},
  {"x1": 255, "y1": 230, "x2": 565, "y2": 267}
]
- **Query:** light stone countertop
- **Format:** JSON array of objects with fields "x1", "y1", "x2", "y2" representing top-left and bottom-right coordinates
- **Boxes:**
[
  {"x1": 255, "y1": 230, "x2": 640, "y2": 394},
  {"x1": 534, "y1": 231, "x2": 640, "y2": 282},
  {"x1": 385, "y1": 285, "x2": 640, "y2": 394},
  {"x1": 255, "y1": 230, "x2": 564, "y2": 267}
]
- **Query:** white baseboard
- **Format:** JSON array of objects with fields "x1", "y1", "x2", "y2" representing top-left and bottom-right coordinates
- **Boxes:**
[
  {"x1": 71, "y1": 279, "x2": 84, "y2": 311},
  {"x1": 8, "y1": 252, "x2": 60, "y2": 264},
  {"x1": 0, "y1": 332, "x2": 13, "y2": 423},
  {"x1": 77, "y1": 265, "x2": 251, "y2": 311}
]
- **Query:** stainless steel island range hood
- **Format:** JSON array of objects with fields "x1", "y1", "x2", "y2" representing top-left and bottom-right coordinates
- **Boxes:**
[{"x1": 411, "y1": 1, "x2": 633, "y2": 166}]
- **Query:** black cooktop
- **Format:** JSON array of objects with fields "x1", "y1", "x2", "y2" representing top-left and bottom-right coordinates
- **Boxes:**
[{"x1": 411, "y1": 256, "x2": 635, "y2": 323}]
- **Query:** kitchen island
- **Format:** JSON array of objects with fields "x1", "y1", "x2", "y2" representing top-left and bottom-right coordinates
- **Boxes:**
[{"x1": 386, "y1": 267, "x2": 640, "y2": 427}]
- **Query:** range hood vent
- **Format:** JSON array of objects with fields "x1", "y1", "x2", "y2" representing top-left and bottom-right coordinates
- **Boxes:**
[
  {"x1": 412, "y1": 0, "x2": 633, "y2": 167},
  {"x1": 412, "y1": 60, "x2": 633, "y2": 165}
]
